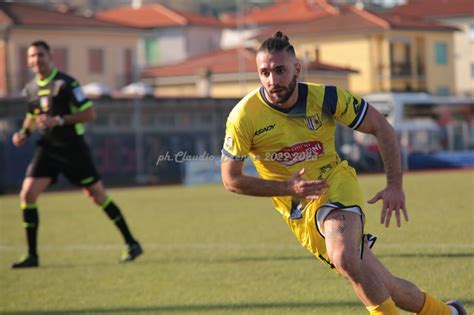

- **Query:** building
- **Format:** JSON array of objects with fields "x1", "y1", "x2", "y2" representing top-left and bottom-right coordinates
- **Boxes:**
[
  {"x1": 96, "y1": 3, "x2": 224, "y2": 68},
  {"x1": 0, "y1": 2, "x2": 142, "y2": 96},
  {"x1": 220, "y1": 0, "x2": 338, "y2": 48},
  {"x1": 389, "y1": 0, "x2": 474, "y2": 96},
  {"x1": 141, "y1": 47, "x2": 358, "y2": 97},
  {"x1": 253, "y1": 3, "x2": 459, "y2": 95}
]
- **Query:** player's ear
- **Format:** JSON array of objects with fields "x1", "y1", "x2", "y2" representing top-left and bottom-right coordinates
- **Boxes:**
[{"x1": 295, "y1": 62, "x2": 302, "y2": 75}]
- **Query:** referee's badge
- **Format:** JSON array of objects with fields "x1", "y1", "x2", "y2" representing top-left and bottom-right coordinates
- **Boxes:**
[
  {"x1": 72, "y1": 87, "x2": 86, "y2": 102},
  {"x1": 40, "y1": 96, "x2": 49, "y2": 112},
  {"x1": 306, "y1": 114, "x2": 322, "y2": 131}
]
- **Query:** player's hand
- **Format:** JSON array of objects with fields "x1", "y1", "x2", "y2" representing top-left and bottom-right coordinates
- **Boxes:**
[
  {"x1": 36, "y1": 114, "x2": 60, "y2": 129},
  {"x1": 286, "y1": 168, "x2": 328, "y2": 200},
  {"x1": 368, "y1": 185, "x2": 409, "y2": 227},
  {"x1": 12, "y1": 132, "x2": 27, "y2": 147}
]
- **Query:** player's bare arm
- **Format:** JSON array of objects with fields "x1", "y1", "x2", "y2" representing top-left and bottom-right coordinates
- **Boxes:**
[
  {"x1": 356, "y1": 105, "x2": 409, "y2": 227},
  {"x1": 221, "y1": 157, "x2": 327, "y2": 199},
  {"x1": 12, "y1": 115, "x2": 35, "y2": 147},
  {"x1": 36, "y1": 106, "x2": 97, "y2": 129}
]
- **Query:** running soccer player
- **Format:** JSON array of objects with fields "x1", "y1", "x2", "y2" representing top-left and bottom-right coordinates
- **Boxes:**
[
  {"x1": 11, "y1": 40, "x2": 143, "y2": 268},
  {"x1": 221, "y1": 32, "x2": 466, "y2": 315}
]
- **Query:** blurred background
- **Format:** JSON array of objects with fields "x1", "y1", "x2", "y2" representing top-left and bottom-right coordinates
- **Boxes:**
[{"x1": 0, "y1": 0, "x2": 473, "y2": 193}]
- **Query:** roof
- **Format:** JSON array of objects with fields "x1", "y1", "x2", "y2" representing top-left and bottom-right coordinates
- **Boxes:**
[
  {"x1": 256, "y1": 5, "x2": 459, "y2": 38},
  {"x1": 221, "y1": 0, "x2": 338, "y2": 26},
  {"x1": 141, "y1": 47, "x2": 357, "y2": 78},
  {"x1": 389, "y1": 0, "x2": 474, "y2": 18},
  {"x1": 378, "y1": 11, "x2": 460, "y2": 31},
  {"x1": 0, "y1": 2, "x2": 127, "y2": 29},
  {"x1": 306, "y1": 61, "x2": 358, "y2": 73},
  {"x1": 96, "y1": 4, "x2": 224, "y2": 28}
]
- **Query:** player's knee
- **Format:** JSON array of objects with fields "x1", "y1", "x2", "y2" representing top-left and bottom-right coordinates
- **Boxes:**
[{"x1": 331, "y1": 250, "x2": 363, "y2": 281}]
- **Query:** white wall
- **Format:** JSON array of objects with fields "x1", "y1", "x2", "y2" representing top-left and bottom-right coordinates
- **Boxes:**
[
  {"x1": 439, "y1": 16, "x2": 474, "y2": 96},
  {"x1": 156, "y1": 28, "x2": 187, "y2": 65}
]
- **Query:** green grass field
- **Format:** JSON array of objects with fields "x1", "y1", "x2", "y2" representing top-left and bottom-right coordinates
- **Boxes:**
[{"x1": 0, "y1": 171, "x2": 473, "y2": 315}]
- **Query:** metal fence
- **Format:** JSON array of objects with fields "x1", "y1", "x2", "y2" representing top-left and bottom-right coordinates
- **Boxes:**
[{"x1": 0, "y1": 96, "x2": 238, "y2": 193}]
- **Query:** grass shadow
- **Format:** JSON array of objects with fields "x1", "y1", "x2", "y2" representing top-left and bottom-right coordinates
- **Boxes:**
[
  {"x1": 4, "y1": 299, "x2": 472, "y2": 314},
  {"x1": 377, "y1": 252, "x2": 474, "y2": 259},
  {"x1": 0, "y1": 300, "x2": 363, "y2": 314}
]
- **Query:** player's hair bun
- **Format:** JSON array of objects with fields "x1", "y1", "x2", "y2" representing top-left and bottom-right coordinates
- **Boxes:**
[{"x1": 274, "y1": 31, "x2": 289, "y2": 42}]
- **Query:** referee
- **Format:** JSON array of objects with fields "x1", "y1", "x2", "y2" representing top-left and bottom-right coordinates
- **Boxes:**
[{"x1": 11, "y1": 40, "x2": 143, "y2": 268}]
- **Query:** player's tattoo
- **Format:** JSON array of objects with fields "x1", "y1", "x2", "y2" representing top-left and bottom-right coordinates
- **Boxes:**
[
  {"x1": 325, "y1": 214, "x2": 347, "y2": 239},
  {"x1": 325, "y1": 224, "x2": 347, "y2": 239}
]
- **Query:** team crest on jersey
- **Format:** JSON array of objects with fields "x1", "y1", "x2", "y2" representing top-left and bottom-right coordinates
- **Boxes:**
[
  {"x1": 40, "y1": 96, "x2": 49, "y2": 112},
  {"x1": 305, "y1": 114, "x2": 322, "y2": 131}
]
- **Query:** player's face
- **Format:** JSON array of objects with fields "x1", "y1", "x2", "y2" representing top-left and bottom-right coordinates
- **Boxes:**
[
  {"x1": 257, "y1": 50, "x2": 301, "y2": 108},
  {"x1": 27, "y1": 45, "x2": 52, "y2": 77}
]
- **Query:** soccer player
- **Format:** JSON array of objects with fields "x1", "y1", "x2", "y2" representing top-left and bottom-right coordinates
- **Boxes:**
[
  {"x1": 11, "y1": 40, "x2": 143, "y2": 268},
  {"x1": 221, "y1": 32, "x2": 466, "y2": 315}
]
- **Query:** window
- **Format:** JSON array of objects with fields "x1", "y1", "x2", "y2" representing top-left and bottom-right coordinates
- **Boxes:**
[
  {"x1": 88, "y1": 48, "x2": 104, "y2": 74},
  {"x1": 436, "y1": 86, "x2": 449, "y2": 96},
  {"x1": 145, "y1": 38, "x2": 159, "y2": 66},
  {"x1": 434, "y1": 42, "x2": 447, "y2": 65}
]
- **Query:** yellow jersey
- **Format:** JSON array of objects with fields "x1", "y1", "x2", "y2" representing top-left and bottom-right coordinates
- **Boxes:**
[{"x1": 222, "y1": 82, "x2": 369, "y2": 219}]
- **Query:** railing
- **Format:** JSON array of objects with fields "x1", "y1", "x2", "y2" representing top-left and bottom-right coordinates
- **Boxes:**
[
  {"x1": 391, "y1": 62, "x2": 411, "y2": 77},
  {"x1": 390, "y1": 62, "x2": 426, "y2": 78}
]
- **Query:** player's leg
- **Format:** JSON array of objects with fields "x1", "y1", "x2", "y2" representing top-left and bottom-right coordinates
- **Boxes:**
[
  {"x1": 323, "y1": 209, "x2": 398, "y2": 314},
  {"x1": 82, "y1": 181, "x2": 143, "y2": 263},
  {"x1": 362, "y1": 245, "x2": 462, "y2": 315},
  {"x1": 12, "y1": 176, "x2": 51, "y2": 269}
]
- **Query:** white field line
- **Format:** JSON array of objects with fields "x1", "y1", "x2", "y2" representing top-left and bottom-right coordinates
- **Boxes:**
[{"x1": 0, "y1": 242, "x2": 473, "y2": 252}]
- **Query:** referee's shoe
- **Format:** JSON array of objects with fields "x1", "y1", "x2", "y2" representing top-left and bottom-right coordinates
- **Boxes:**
[
  {"x1": 11, "y1": 255, "x2": 39, "y2": 269},
  {"x1": 120, "y1": 241, "x2": 143, "y2": 263}
]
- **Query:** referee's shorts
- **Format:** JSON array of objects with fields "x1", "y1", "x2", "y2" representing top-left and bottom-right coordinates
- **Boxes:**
[{"x1": 26, "y1": 140, "x2": 100, "y2": 187}]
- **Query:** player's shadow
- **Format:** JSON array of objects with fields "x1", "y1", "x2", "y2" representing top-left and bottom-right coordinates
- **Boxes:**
[
  {"x1": 0, "y1": 300, "x2": 363, "y2": 314},
  {"x1": 205, "y1": 255, "x2": 313, "y2": 264},
  {"x1": 378, "y1": 252, "x2": 474, "y2": 258},
  {"x1": 33, "y1": 252, "x2": 473, "y2": 268},
  {"x1": 4, "y1": 299, "x2": 473, "y2": 314}
]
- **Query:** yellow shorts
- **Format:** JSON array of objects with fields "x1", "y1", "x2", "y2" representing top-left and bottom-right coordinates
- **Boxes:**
[{"x1": 280, "y1": 160, "x2": 367, "y2": 269}]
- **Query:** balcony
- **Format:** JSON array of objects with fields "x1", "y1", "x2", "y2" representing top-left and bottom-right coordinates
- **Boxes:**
[
  {"x1": 390, "y1": 62, "x2": 425, "y2": 78},
  {"x1": 391, "y1": 62, "x2": 411, "y2": 77}
]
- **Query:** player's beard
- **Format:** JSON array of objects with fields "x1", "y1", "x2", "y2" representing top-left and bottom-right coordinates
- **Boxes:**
[{"x1": 267, "y1": 74, "x2": 298, "y2": 105}]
